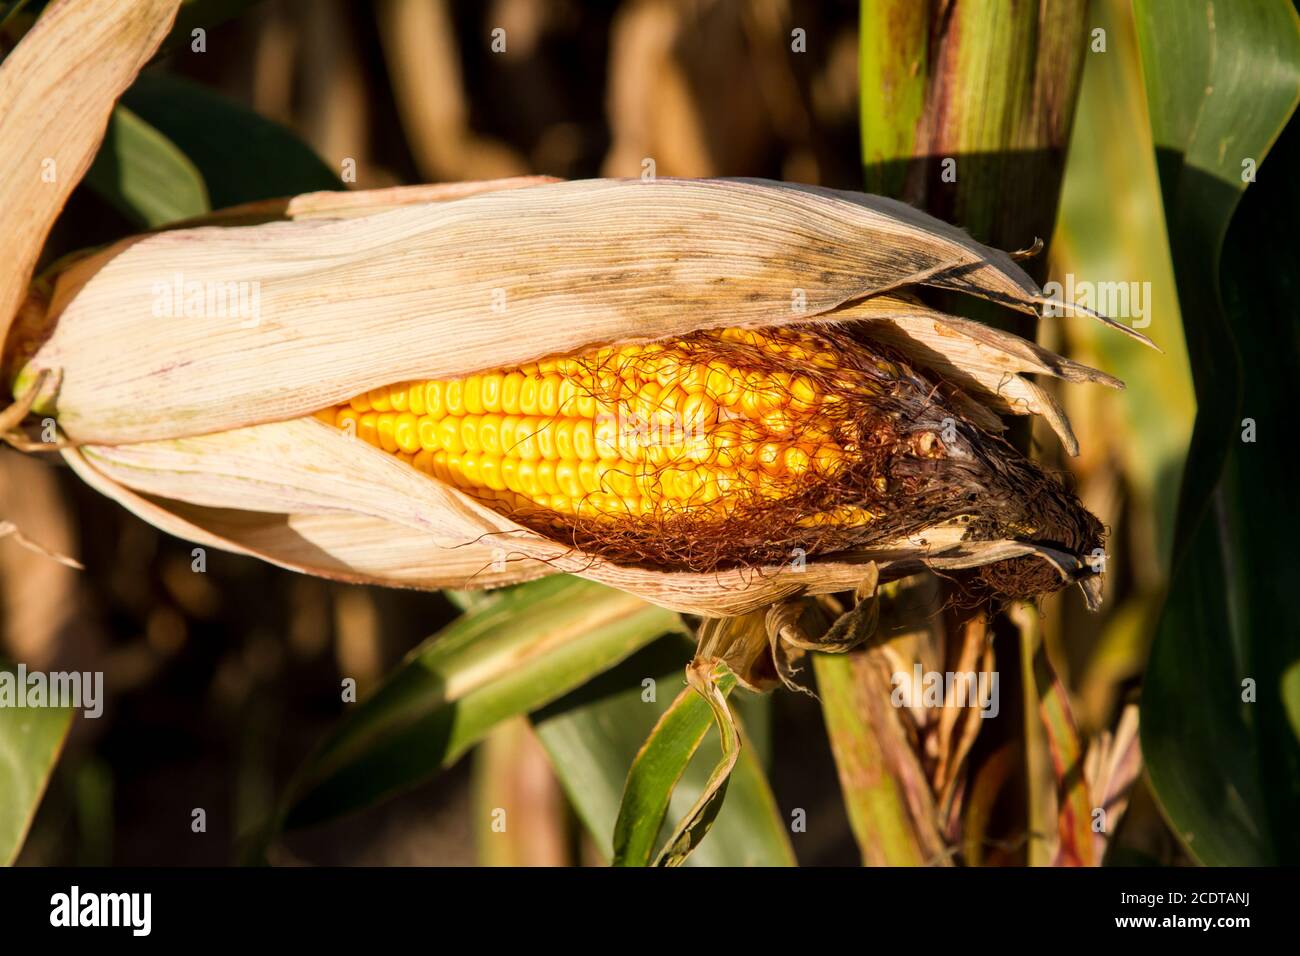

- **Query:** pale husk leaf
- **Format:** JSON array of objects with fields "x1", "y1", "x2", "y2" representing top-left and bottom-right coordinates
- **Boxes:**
[
  {"x1": 830, "y1": 295, "x2": 1122, "y2": 455},
  {"x1": 62, "y1": 446, "x2": 550, "y2": 589},
  {"x1": 0, "y1": 0, "x2": 181, "y2": 344},
  {"x1": 18, "y1": 177, "x2": 1055, "y2": 444}
]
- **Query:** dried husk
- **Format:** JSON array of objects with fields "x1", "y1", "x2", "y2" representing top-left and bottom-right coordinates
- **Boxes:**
[
  {"x1": 6, "y1": 177, "x2": 1126, "y2": 615},
  {"x1": 0, "y1": 0, "x2": 181, "y2": 340},
  {"x1": 12, "y1": 177, "x2": 1108, "y2": 444}
]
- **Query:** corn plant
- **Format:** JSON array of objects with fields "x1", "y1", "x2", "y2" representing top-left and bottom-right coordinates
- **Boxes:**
[{"x1": 0, "y1": 0, "x2": 1296, "y2": 868}]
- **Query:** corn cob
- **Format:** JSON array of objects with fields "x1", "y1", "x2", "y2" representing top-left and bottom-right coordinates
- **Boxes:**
[
  {"x1": 312, "y1": 322, "x2": 1102, "y2": 591},
  {"x1": 313, "y1": 324, "x2": 901, "y2": 551},
  {"x1": 316, "y1": 325, "x2": 873, "y2": 521}
]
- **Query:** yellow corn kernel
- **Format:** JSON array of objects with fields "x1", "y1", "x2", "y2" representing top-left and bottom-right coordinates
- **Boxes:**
[
  {"x1": 555, "y1": 460, "x2": 582, "y2": 498},
  {"x1": 554, "y1": 418, "x2": 577, "y2": 460},
  {"x1": 518, "y1": 376, "x2": 541, "y2": 415},
  {"x1": 423, "y1": 381, "x2": 445, "y2": 419},
  {"x1": 437, "y1": 417, "x2": 463, "y2": 454},
  {"x1": 594, "y1": 415, "x2": 620, "y2": 460},
  {"x1": 463, "y1": 376, "x2": 484, "y2": 415},
  {"x1": 761, "y1": 408, "x2": 793, "y2": 437},
  {"x1": 430, "y1": 450, "x2": 451, "y2": 484},
  {"x1": 788, "y1": 375, "x2": 819, "y2": 410},
  {"x1": 394, "y1": 412, "x2": 420, "y2": 454},
  {"x1": 460, "y1": 454, "x2": 482, "y2": 488},
  {"x1": 516, "y1": 460, "x2": 540, "y2": 497},
  {"x1": 783, "y1": 445, "x2": 811, "y2": 475},
  {"x1": 335, "y1": 407, "x2": 359, "y2": 436},
  {"x1": 479, "y1": 373, "x2": 503, "y2": 413},
  {"x1": 477, "y1": 414, "x2": 505, "y2": 455},
  {"x1": 407, "y1": 382, "x2": 426, "y2": 415},
  {"x1": 500, "y1": 373, "x2": 525, "y2": 414},
  {"x1": 739, "y1": 373, "x2": 768, "y2": 418},
  {"x1": 479, "y1": 455, "x2": 506, "y2": 491},
  {"x1": 535, "y1": 419, "x2": 558, "y2": 460},
  {"x1": 444, "y1": 454, "x2": 467, "y2": 487},
  {"x1": 757, "y1": 442, "x2": 784, "y2": 475},
  {"x1": 444, "y1": 379, "x2": 465, "y2": 416},
  {"x1": 557, "y1": 378, "x2": 581, "y2": 416},
  {"x1": 376, "y1": 413, "x2": 398, "y2": 453},
  {"x1": 538, "y1": 376, "x2": 561, "y2": 417},
  {"x1": 572, "y1": 420, "x2": 596, "y2": 461},
  {"x1": 536, "y1": 460, "x2": 559, "y2": 495},
  {"x1": 460, "y1": 415, "x2": 483, "y2": 454},
  {"x1": 513, "y1": 418, "x2": 540, "y2": 460}
]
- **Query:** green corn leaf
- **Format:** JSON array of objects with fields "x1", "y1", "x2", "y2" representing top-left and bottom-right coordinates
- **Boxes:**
[
  {"x1": 84, "y1": 104, "x2": 209, "y2": 228},
  {"x1": 1134, "y1": 0, "x2": 1300, "y2": 865},
  {"x1": 860, "y1": 0, "x2": 1087, "y2": 256},
  {"x1": 610, "y1": 662, "x2": 738, "y2": 866},
  {"x1": 278, "y1": 576, "x2": 680, "y2": 832},
  {"x1": 121, "y1": 73, "x2": 342, "y2": 210},
  {"x1": 533, "y1": 638, "x2": 795, "y2": 867},
  {"x1": 0, "y1": 663, "x2": 74, "y2": 865},
  {"x1": 650, "y1": 660, "x2": 742, "y2": 866}
]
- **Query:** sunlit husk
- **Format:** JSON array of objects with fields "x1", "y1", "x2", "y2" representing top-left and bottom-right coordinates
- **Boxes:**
[
  {"x1": 0, "y1": 0, "x2": 181, "y2": 340},
  {"x1": 13, "y1": 177, "x2": 1054, "y2": 444}
]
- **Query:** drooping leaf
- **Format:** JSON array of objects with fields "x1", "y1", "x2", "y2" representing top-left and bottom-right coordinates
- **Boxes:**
[
  {"x1": 279, "y1": 576, "x2": 680, "y2": 831},
  {"x1": 611, "y1": 662, "x2": 739, "y2": 866},
  {"x1": 651, "y1": 660, "x2": 742, "y2": 866},
  {"x1": 533, "y1": 638, "x2": 795, "y2": 867},
  {"x1": 611, "y1": 678, "x2": 726, "y2": 866},
  {"x1": 0, "y1": 0, "x2": 179, "y2": 342}
]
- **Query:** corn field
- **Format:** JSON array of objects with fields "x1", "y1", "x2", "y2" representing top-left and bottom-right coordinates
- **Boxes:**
[{"x1": 0, "y1": 0, "x2": 1297, "y2": 882}]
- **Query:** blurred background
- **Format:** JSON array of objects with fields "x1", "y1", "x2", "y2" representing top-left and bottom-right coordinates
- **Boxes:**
[{"x1": 3, "y1": 0, "x2": 1202, "y2": 865}]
